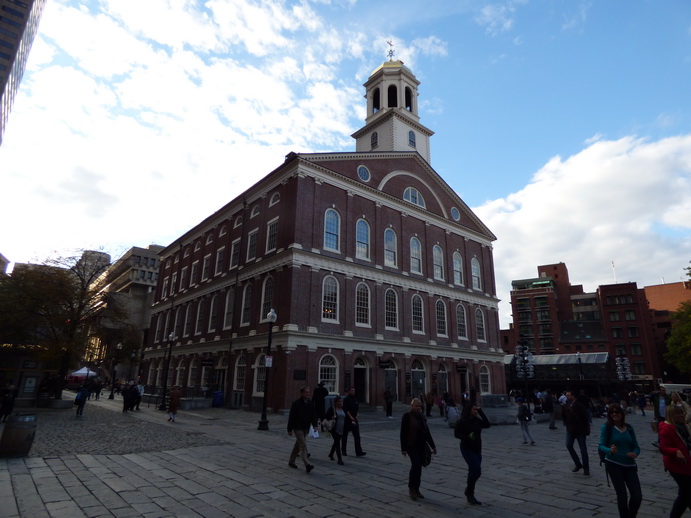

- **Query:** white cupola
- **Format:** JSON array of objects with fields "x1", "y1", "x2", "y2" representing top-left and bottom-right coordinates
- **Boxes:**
[{"x1": 352, "y1": 59, "x2": 434, "y2": 164}]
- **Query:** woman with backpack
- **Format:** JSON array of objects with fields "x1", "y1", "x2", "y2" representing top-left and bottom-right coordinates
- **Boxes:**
[{"x1": 598, "y1": 403, "x2": 642, "y2": 518}]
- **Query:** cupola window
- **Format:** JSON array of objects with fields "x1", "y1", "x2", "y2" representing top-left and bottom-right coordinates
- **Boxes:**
[
  {"x1": 373, "y1": 88, "x2": 380, "y2": 113},
  {"x1": 387, "y1": 85, "x2": 398, "y2": 108},
  {"x1": 370, "y1": 132, "x2": 378, "y2": 150},
  {"x1": 405, "y1": 87, "x2": 413, "y2": 111},
  {"x1": 408, "y1": 131, "x2": 416, "y2": 148}
]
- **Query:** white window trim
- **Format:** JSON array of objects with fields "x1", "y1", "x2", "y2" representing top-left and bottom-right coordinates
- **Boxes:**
[
  {"x1": 323, "y1": 208, "x2": 341, "y2": 253},
  {"x1": 265, "y1": 217, "x2": 279, "y2": 253}
]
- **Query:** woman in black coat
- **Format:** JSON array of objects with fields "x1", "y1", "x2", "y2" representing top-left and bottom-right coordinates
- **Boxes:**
[
  {"x1": 400, "y1": 398, "x2": 436, "y2": 500},
  {"x1": 454, "y1": 402, "x2": 491, "y2": 505}
]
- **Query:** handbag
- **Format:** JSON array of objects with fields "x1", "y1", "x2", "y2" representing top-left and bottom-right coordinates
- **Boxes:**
[
  {"x1": 322, "y1": 417, "x2": 335, "y2": 431},
  {"x1": 421, "y1": 442, "x2": 432, "y2": 467}
]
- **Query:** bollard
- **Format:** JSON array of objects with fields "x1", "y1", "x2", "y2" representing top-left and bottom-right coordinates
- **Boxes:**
[{"x1": 0, "y1": 414, "x2": 38, "y2": 457}]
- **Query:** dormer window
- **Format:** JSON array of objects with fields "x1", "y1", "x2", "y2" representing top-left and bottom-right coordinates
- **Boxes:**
[{"x1": 403, "y1": 187, "x2": 425, "y2": 208}]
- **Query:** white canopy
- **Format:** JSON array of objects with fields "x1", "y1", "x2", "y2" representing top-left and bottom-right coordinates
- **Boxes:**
[{"x1": 70, "y1": 367, "x2": 98, "y2": 376}]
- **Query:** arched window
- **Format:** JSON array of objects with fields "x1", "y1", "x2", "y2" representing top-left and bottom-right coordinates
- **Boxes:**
[
  {"x1": 223, "y1": 289, "x2": 234, "y2": 329},
  {"x1": 405, "y1": 87, "x2": 413, "y2": 111},
  {"x1": 219, "y1": 225, "x2": 227, "y2": 237},
  {"x1": 234, "y1": 355, "x2": 246, "y2": 390},
  {"x1": 355, "y1": 282, "x2": 370, "y2": 326},
  {"x1": 436, "y1": 300, "x2": 447, "y2": 336},
  {"x1": 476, "y1": 308, "x2": 486, "y2": 341},
  {"x1": 471, "y1": 257, "x2": 482, "y2": 291},
  {"x1": 433, "y1": 245, "x2": 444, "y2": 280},
  {"x1": 319, "y1": 355, "x2": 337, "y2": 393},
  {"x1": 250, "y1": 205, "x2": 260, "y2": 218},
  {"x1": 410, "y1": 237, "x2": 422, "y2": 274},
  {"x1": 269, "y1": 192, "x2": 280, "y2": 206},
  {"x1": 371, "y1": 132, "x2": 378, "y2": 149},
  {"x1": 385, "y1": 288, "x2": 398, "y2": 329},
  {"x1": 479, "y1": 365, "x2": 491, "y2": 394},
  {"x1": 241, "y1": 284, "x2": 252, "y2": 325},
  {"x1": 384, "y1": 228, "x2": 397, "y2": 267},
  {"x1": 456, "y1": 304, "x2": 467, "y2": 339},
  {"x1": 183, "y1": 305, "x2": 192, "y2": 336},
  {"x1": 373, "y1": 88, "x2": 380, "y2": 112},
  {"x1": 412, "y1": 294, "x2": 424, "y2": 333},
  {"x1": 322, "y1": 276, "x2": 338, "y2": 321},
  {"x1": 453, "y1": 252, "x2": 463, "y2": 285},
  {"x1": 408, "y1": 130, "x2": 416, "y2": 148},
  {"x1": 356, "y1": 219, "x2": 370, "y2": 260},
  {"x1": 261, "y1": 276, "x2": 273, "y2": 318},
  {"x1": 208, "y1": 295, "x2": 218, "y2": 332},
  {"x1": 254, "y1": 355, "x2": 266, "y2": 395},
  {"x1": 324, "y1": 208, "x2": 340, "y2": 252},
  {"x1": 403, "y1": 187, "x2": 425, "y2": 208},
  {"x1": 234, "y1": 216, "x2": 243, "y2": 228},
  {"x1": 195, "y1": 299, "x2": 205, "y2": 335},
  {"x1": 387, "y1": 84, "x2": 398, "y2": 107}
]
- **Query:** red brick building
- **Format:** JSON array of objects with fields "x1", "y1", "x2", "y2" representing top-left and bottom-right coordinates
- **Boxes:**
[{"x1": 142, "y1": 60, "x2": 505, "y2": 412}]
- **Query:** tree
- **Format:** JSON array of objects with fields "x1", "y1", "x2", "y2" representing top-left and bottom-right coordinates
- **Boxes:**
[
  {"x1": 664, "y1": 261, "x2": 691, "y2": 375},
  {"x1": 0, "y1": 251, "x2": 126, "y2": 394}
]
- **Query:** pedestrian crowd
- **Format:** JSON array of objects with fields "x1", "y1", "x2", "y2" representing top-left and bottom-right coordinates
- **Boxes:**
[{"x1": 285, "y1": 383, "x2": 691, "y2": 518}]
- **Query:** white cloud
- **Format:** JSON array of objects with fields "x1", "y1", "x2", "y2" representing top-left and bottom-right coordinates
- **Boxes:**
[{"x1": 475, "y1": 135, "x2": 691, "y2": 326}]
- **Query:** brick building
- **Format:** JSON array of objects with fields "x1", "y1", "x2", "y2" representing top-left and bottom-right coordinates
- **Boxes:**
[{"x1": 142, "y1": 60, "x2": 505, "y2": 413}]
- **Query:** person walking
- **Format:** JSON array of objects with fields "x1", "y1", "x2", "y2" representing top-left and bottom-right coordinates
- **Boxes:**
[
  {"x1": 543, "y1": 389, "x2": 559, "y2": 429},
  {"x1": 384, "y1": 389, "x2": 394, "y2": 418},
  {"x1": 400, "y1": 398, "x2": 436, "y2": 501},
  {"x1": 637, "y1": 393, "x2": 646, "y2": 417},
  {"x1": 454, "y1": 401, "x2": 491, "y2": 505},
  {"x1": 287, "y1": 386, "x2": 318, "y2": 473},
  {"x1": 563, "y1": 390, "x2": 591, "y2": 476},
  {"x1": 342, "y1": 387, "x2": 366, "y2": 457},
  {"x1": 659, "y1": 405, "x2": 691, "y2": 518},
  {"x1": 598, "y1": 403, "x2": 642, "y2": 518},
  {"x1": 313, "y1": 381, "x2": 328, "y2": 424},
  {"x1": 516, "y1": 397, "x2": 535, "y2": 445},
  {"x1": 135, "y1": 381, "x2": 144, "y2": 411},
  {"x1": 167, "y1": 386, "x2": 182, "y2": 422},
  {"x1": 325, "y1": 396, "x2": 346, "y2": 465},
  {"x1": 74, "y1": 385, "x2": 90, "y2": 418}
]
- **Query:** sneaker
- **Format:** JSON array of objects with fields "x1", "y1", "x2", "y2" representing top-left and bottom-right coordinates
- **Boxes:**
[
  {"x1": 572, "y1": 466, "x2": 582, "y2": 472},
  {"x1": 356, "y1": 452, "x2": 367, "y2": 457},
  {"x1": 530, "y1": 442, "x2": 536, "y2": 445},
  {"x1": 306, "y1": 464, "x2": 314, "y2": 473},
  {"x1": 583, "y1": 470, "x2": 590, "y2": 476},
  {"x1": 522, "y1": 442, "x2": 528, "y2": 445},
  {"x1": 288, "y1": 463, "x2": 297, "y2": 469}
]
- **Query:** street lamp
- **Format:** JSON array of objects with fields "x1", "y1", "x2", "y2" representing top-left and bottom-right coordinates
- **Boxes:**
[
  {"x1": 615, "y1": 352, "x2": 632, "y2": 403},
  {"x1": 128, "y1": 352, "x2": 136, "y2": 381},
  {"x1": 514, "y1": 343, "x2": 534, "y2": 410},
  {"x1": 159, "y1": 332, "x2": 175, "y2": 411},
  {"x1": 576, "y1": 351, "x2": 585, "y2": 381},
  {"x1": 109, "y1": 343, "x2": 122, "y2": 399},
  {"x1": 258, "y1": 309, "x2": 277, "y2": 431}
]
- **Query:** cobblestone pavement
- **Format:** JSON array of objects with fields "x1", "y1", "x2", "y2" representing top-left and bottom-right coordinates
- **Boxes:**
[{"x1": 0, "y1": 397, "x2": 682, "y2": 517}]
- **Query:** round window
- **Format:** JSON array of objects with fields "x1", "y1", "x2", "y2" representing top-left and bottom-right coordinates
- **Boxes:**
[
  {"x1": 357, "y1": 165, "x2": 371, "y2": 182},
  {"x1": 451, "y1": 207, "x2": 460, "y2": 221}
]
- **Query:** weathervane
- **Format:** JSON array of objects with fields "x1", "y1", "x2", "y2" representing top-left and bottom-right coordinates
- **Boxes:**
[{"x1": 387, "y1": 40, "x2": 395, "y2": 61}]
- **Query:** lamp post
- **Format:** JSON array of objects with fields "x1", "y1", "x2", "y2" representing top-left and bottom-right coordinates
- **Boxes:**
[
  {"x1": 258, "y1": 309, "x2": 277, "y2": 431},
  {"x1": 159, "y1": 332, "x2": 175, "y2": 411},
  {"x1": 576, "y1": 351, "x2": 585, "y2": 381},
  {"x1": 128, "y1": 352, "x2": 136, "y2": 381},
  {"x1": 515, "y1": 343, "x2": 534, "y2": 410},
  {"x1": 109, "y1": 343, "x2": 122, "y2": 399},
  {"x1": 615, "y1": 352, "x2": 632, "y2": 404}
]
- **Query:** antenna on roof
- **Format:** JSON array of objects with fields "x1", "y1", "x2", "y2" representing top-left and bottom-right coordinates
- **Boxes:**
[
  {"x1": 611, "y1": 260, "x2": 617, "y2": 284},
  {"x1": 386, "y1": 40, "x2": 395, "y2": 61}
]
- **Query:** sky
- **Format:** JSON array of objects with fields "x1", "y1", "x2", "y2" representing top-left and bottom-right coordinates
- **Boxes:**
[{"x1": 1, "y1": 0, "x2": 690, "y2": 327}]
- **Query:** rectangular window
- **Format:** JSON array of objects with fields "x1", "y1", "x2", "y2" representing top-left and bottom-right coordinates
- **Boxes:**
[
  {"x1": 631, "y1": 343, "x2": 642, "y2": 355},
  {"x1": 609, "y1": 311, "x2": 620, "y2": 321},
  {"x1": 355, "y1": 286, "x2": 369, "y2": 325},
  {"x1": 266, "y1": 219, "x2": 278, "y2": 252},
  {"x1": 215, "y1": 247, "x2": 225, "y2": 275},
  {"x1": 170, "y1": 273, "x2": 177, "y2": 296},
  {"x1": 536, "y1": 310, "x2": 550, "y2": 321},
  {"x1": 190, "y1": 261, "x2": 199, "y2": 286},
  {"x1": 202, "y1": 255, "x2": 211, "y2": 280},
  {"x1": 628, "y1": 327, "x2": 640, "y2": 338},
  {"x1": 247, "y1": 230, "x2": 258, "y2": 261},
  {"x1": 161, "y1": 277, "x2": 169, "y2": 297},
  {"x1": 612, "y1": 327, "x2": 623, "y2": 338},
  {"x1": 230, "y1": 239, "x2": 240, "y2": 269},
  {"x1": 624, "y1": 310, "x2": 636, "y2": 321},
  {"x1": 180, "y1": 267, "x2": 187, "y2": 289}
]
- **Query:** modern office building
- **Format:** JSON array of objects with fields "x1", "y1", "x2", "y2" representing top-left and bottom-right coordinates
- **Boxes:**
[
  {"x1": 142, "y1": 59, "x2": 506, "y2": 412},
  {"x1": 0, "y1": 0, "x2": 47, "y2": 145}
]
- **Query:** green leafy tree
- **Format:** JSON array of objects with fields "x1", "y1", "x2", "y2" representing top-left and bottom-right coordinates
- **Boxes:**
[
  {"x1": 664, "y1": 262, "x2": 691, "y2": 375},
  {"x1": 0, "y1": 251, "x2": 126, "y2": 394}
]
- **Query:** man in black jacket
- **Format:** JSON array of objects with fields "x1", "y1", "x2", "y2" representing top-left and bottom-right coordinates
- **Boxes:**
[
  {"x1": 563, "y1": 390, "x2": 590, "y2": 476},
  {"x1": 342, "y1": 387, "x2": 366, "y2": 457},
  {"x1": 287, "y1": 386, "x2": 318, "y2": 473}
]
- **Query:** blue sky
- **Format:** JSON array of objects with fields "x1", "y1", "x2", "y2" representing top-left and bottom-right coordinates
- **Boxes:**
[{"x1": 1, "y1": 0, "x2": 690, "y2": 326}]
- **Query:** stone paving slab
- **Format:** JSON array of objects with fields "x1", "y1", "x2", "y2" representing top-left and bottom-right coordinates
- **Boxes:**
[{"x1": 0, "y1": 396, "x2": 681, "y2": 517}]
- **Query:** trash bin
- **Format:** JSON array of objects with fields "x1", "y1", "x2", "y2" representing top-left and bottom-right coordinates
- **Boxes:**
[
  {"x1": 0, "y1": 414, "x2": 38, "y2": 457},
  {"x1": 212, "y1": 391, "x2": 224, "y2": 408}
]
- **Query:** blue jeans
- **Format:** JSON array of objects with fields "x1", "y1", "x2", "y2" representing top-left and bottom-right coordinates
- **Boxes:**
[
  {"x1": 565, "y1": 432, "x2": 589, "y2": 472},
  {"x1": 461, "y1": 447, "x2": 482, "y2": 496},
  {"x1": 606, "y1": 462, "x2": 641, "y2": 518},
  {"x1": 520, "y1": 421, "x2": 535, "y2": 443}
]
